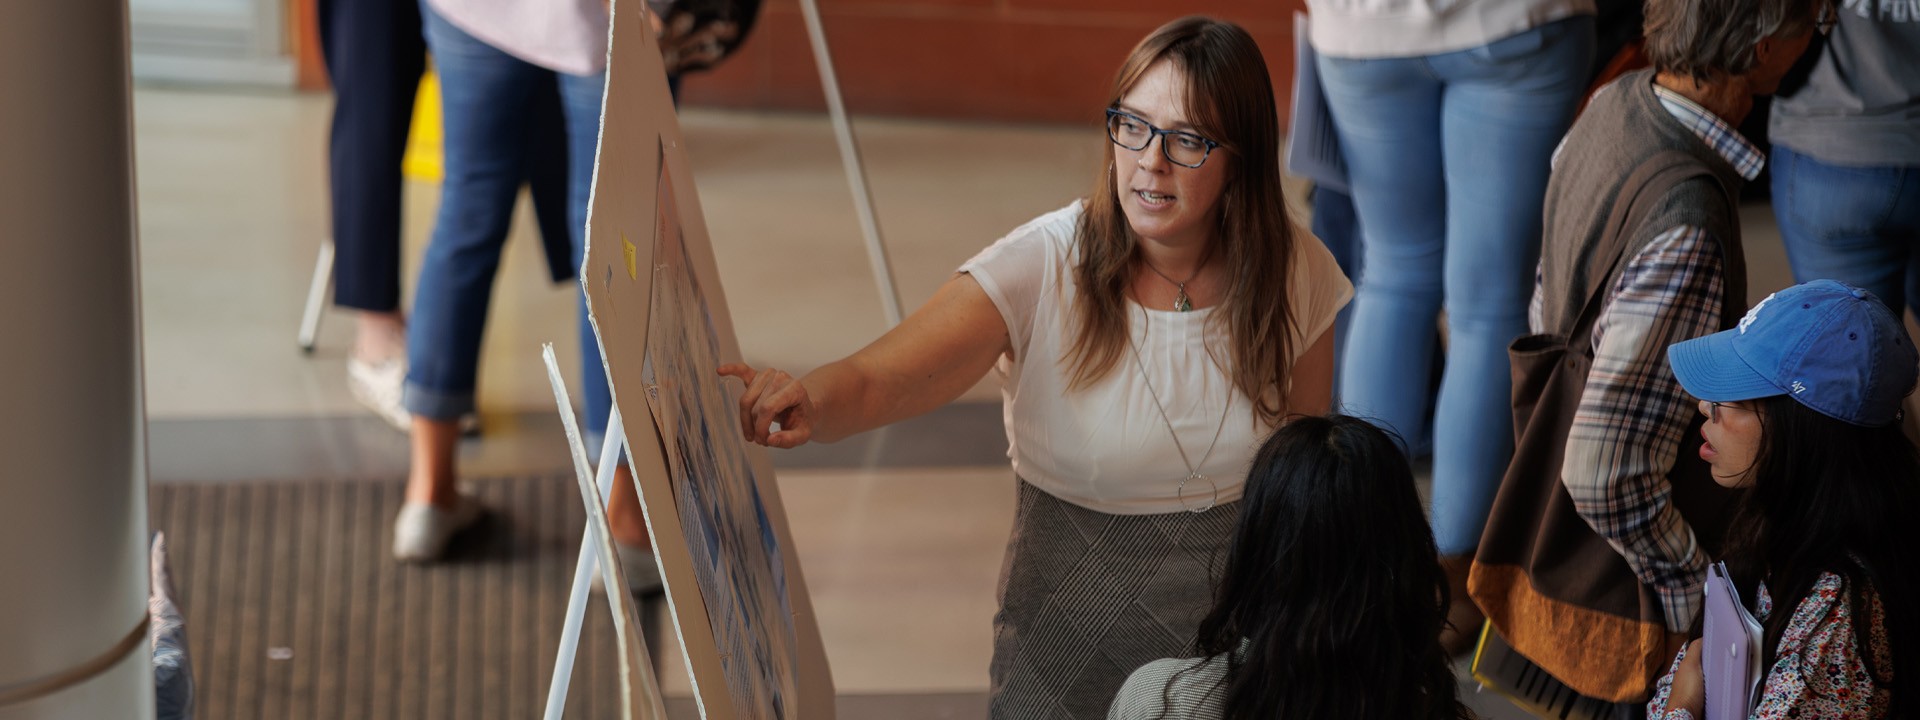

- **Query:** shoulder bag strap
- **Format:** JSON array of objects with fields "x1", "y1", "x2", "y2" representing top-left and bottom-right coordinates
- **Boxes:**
[{"x1": 1563, "y1": 151, "x2": 1718, "y2": 353}]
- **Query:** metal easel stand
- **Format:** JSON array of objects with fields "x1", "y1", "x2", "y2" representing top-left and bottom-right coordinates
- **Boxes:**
[
  {"x1": 794, "y1": 0, "x2": 905, "y2": 328},
  {"x1": 540, "y1": 345, "x2": 666, "y2": 720},
  {"x1": 297, "y1": 241, "x2": 334, "y2": 353}
]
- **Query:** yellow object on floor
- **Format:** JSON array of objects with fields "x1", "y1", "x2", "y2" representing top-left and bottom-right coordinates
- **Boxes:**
[{"x1": 401, "y1": 68, "x2": 443, "y2": 181}]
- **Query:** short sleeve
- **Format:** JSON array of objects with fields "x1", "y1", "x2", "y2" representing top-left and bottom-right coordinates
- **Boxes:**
[
  {"x1": 1287, "y1": 233, "x2": 1353, "y2": 357},
  {"x1": 1106, "y1": 661, "x2": 1173, "y2": 720},
  {"x1": 1108, "y1": 655, "x2": 1234, "y2": 719},
  {"x1": 958, "y1": 203, "x2": 1076, "y2": 362}
]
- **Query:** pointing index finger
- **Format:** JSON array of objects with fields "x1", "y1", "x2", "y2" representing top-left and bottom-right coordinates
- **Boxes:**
[{"x1": 716, "y1": 363, "x2": 756, "y2": 384}]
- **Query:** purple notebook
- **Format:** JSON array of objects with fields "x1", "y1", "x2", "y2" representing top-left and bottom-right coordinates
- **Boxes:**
[{"x1": 1702, "y1": 562, "x2": 1764, "y2": 720}]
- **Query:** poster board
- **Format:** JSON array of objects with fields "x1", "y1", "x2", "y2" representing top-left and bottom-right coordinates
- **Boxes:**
[{"x1": 578, "y1": 2, "x2": 836, "y2": 718}]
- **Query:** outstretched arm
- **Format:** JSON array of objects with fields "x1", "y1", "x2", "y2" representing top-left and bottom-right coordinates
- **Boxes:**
[{"x1": 719, "y1": 272, "x2": 1009, "y2": 448}]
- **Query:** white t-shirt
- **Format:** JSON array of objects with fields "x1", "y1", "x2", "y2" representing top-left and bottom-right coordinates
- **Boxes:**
[{"x1": 960, "y1": 201, "x2": 1352, "y2": 515}]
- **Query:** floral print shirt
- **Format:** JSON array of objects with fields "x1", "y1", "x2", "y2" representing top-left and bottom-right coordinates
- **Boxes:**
[{"x1": 1647, "y1": 571, "x2": 1893, "y2": 719}]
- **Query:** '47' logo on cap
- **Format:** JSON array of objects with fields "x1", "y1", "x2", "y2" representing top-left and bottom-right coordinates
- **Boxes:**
[
  {"x1": 1792, "y1": 381, "x2": 1807, "y2": 395},
  {"x1": 1740, "y1": 292, "x2": 1777, "y2": 334}
]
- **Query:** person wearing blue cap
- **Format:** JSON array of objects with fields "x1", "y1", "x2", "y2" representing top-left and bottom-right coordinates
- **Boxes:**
[{"x1": 1647, "y1": 280, "x2": 1920, "y2": 719}]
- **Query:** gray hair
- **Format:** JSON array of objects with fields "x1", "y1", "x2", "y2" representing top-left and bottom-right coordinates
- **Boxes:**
[{"x1": 1643, "y1": 0, "x2": 1820, "y2": 83}]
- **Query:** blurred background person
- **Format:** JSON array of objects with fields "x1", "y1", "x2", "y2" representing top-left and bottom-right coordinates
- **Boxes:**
[
  {"x1": 392, "y1": 0, "x2": 662, "y2": 582},
  {"x1": 319, "y1": 0, "x2": 422, "y2": 413},
  {"x1": 1768, "y1": 1, "x2": 1920, "y2": 324},
  {"x1": 1307, "y1": 0, "x2": 1596, "y2": 653},
  {"x1": 320, "y1": 0, "x2": 577, "y2": 434}
]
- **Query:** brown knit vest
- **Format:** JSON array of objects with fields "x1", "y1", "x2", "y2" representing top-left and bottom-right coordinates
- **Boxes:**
[{"x1": 1537, "y1": 69, "x2": 1748, "y2": 333}]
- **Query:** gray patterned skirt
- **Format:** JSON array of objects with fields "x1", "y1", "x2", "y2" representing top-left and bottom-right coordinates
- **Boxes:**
[{"x1": 988, "y1": 479, "x2": 1239, "y2": 720}]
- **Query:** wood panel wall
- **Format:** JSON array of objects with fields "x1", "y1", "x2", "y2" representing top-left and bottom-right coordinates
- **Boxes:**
[{"x1": 677, "y1": 0, "x2": 1305, "y2": 125}]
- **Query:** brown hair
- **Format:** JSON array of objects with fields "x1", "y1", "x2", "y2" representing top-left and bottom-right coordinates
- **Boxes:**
[
  {"x1": 1065, "y1": 16, "x2": 1300, "y2": 426},
  {"x1": 1643, "y1": 0, "x2": 1821, "y2": 85}
]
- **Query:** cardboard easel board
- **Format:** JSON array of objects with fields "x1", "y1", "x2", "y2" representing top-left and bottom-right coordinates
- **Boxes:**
[{"x1": 578, "y1": 1, "x2": 836, "y2": 717}]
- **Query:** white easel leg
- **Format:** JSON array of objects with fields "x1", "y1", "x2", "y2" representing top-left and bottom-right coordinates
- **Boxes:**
[
  {"x1": 543, "y1": 346, "x2": 665, "y2": 719},
  {"x1": 794, "y1": 0, "x2": 904, "y2": 328},
  {"x1": 298, "y1": 241, "x2": 334, "y2": 353},
  {"x1": 543, "y1": 404, "x2": 627, "y2": 720}
]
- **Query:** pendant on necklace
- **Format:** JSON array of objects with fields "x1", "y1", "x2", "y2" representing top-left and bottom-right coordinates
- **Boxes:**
[
  {"x1": 1178, "y1": 472, "x2": 1218, "y2": 513},
  {"x1": 1174, "y1": 285, "x2": 1192, "y2": 312}
]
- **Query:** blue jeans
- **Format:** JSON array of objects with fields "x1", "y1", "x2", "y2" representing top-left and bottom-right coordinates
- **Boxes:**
[
  {"x1": 1310, "y1": 185, "x2": 1361, "y2": 378},
  {"x1": 1773, "y1": 143, "x2": 1920, "y2": 318},
  {"x1": 1312, "y1": 185, "x2": 1444, "y2": 453},
  {"x1": 1318, "y1": 16, "x2": 1593, "y2": 554},
  {"x1": 407, "y1": 4, "x2": 615, "y2": 447}
]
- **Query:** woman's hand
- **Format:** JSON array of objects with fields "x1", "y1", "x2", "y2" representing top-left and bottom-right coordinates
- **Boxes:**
[
  {"x1": 1668, "y1": 639, "x2": 1706, "y2": 717},
  {"x1": 718, "y1": 363, "x2": 815, "y2": 449}
]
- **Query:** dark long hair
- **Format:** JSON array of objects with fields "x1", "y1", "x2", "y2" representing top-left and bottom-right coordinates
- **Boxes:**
[
  {"x1": 1721, "y1": 396, "x2": 1920, "y2": 713},
  {"x1": 1066, "y1": 16, "x2": 1300, "y2": 426},
  {"x1": 1168, "y1": 415, "x2": 1470, "y2": 719}
]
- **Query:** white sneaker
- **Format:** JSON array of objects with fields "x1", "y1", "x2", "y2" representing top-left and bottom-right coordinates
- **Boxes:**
[
  {"x1": 348, "y1": 355, "x2": 412, "y2": 432},
  {"x1": 592, "y1": 541, "x2": 665, "y2": 596},
  {"x1": 348, "y1": 355, "x2": 482, "y2": 436},
  {"x1": 392, "y1": 495, "x2": 486, "y2": 562}
]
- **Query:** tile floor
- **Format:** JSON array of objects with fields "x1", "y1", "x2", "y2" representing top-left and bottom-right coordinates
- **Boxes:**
[{"x1": 132, "y1": 83, "x2": 1803, "y2": 718}]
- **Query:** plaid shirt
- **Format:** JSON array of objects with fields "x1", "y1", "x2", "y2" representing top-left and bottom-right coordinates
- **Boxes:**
[{"x1": 1531, "y1": 84, "x2": 1764, "y2": 632}]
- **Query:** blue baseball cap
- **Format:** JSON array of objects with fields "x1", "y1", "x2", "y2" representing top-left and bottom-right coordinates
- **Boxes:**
[{"x1": 1668, "y1": 280, "x2": 1919, "y2": 427}]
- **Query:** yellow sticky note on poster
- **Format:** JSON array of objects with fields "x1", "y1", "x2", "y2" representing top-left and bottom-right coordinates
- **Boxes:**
[{"x1": 622, "y1": 233, "x2": 638, "y2": 280}]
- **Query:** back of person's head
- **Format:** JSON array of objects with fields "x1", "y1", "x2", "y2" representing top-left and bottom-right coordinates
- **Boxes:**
[
  {"x1": 1181, "y1": 415, "x2": 1467, "y2": 720},
  {"x1": 1642, "y1": 0, "x2": 1824, "y2": 86},
  {"x1": 1070, "y1": 16, "x2": 1302, "y2": 426},
  {"x1": 1669, "y1": 280, "x2": 1920, "y2": 713}
]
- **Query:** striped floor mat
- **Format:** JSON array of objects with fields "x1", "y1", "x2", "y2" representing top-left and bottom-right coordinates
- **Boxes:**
[{"x1": 150, "y1": 475, "x2": 666, "y2": 720}]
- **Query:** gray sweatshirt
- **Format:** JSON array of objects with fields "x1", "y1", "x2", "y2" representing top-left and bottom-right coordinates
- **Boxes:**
[{"x1": 1770, "y1": 0, "x2": 1920, "y2": 167}]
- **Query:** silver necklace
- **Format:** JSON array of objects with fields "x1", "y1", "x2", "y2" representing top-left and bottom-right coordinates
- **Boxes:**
[
  {"x1": 1140, "y1": 257, "x2": 1201, "y2": 312},
  {"x1": 1126, "y1": 319, "x2": 1230, "y2": 513}
]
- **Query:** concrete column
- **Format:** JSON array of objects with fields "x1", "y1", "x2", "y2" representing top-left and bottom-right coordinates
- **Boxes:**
[{"x1": 0, "y1": 1, "x2": 157, "y2": 718}]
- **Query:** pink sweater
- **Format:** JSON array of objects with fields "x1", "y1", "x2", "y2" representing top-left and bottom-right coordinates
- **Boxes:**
[{"x1": 427, "y1": 0, "x2": 610, "y2": 75}]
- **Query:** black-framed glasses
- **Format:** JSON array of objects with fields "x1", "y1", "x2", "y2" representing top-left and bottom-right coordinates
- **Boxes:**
[
  {"x1": 1106, "y1": 109, "x2": 1221, "y2": 169},
  {"x1": 1707, "y1": 401, "x2": 1758, "y2": 424}
]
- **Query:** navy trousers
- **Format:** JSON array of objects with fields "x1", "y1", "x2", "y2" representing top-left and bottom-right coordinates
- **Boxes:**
[{"x1": 320, "y1": 0, "x2": 574, "y2": 312}]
